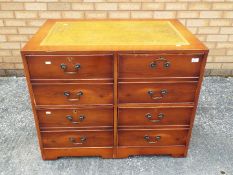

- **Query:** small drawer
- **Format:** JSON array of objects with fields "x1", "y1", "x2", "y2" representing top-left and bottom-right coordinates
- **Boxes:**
[
  {"x1": 119, "y1": 54, "x2": 203, "y2": 78},
  {"x1": 32, "y1": 83, "x2": 113, "y2": 105},
  {"x1": 118, "y1": 129, "x2": 188, "y2": 147},
  {"x1": 41, "y1": 130, "x2": 113, "y2": 148},
  {"x1": 37, "y1": 108, "x2": 113, "y2": 128},
  {"x1": 118, "y1": 107, "x2": 192, "y2": 127},
  {"x1": 118, "y1": 82, "x2": 197, "y2": 104},
  {"x1": 27, "y1": 54, "x2": 113, "y2": 79}
]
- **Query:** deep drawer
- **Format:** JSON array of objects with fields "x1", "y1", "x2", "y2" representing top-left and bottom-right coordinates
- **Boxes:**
[
  {"x1": 118, "y1": 82, "x2": 197, "y2": 104},
  {"x1": 119, "y1": 54, "x2": 203, "y2": 78},
  {"x1": 118, "y1": 129, "x2": 188, "y2": 147},
  {"x1": 118, "y1": 107, "x2": 192, "y2": 127},
  {"x1": 37, "y1": 108, "x2": 113, "y2": 128},
  {"x1": 41, "y1": 130, "x2": 113, "y2": 148},
  {"x1": 27, "y1": 54, "x2": 113, "y2": 79},
  {"x1": 32, "y1": 83, "x2": 113, "y2": 105}
]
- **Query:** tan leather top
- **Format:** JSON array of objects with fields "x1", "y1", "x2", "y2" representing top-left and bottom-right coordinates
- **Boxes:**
[
  {"x1": 40, "y1": 21, "x2": 189, "y2": 46},
  {"x1": 21, "y1": 20, "x2": 208, "y2": 52}
]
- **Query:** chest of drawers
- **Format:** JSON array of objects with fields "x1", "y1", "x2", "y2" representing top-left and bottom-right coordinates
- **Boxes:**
[{"x1": 21, "y1": 19, "x2": 208, "y2": 160}]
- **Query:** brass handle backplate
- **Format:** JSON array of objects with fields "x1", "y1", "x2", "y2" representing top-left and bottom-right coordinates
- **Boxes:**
[
  {"x1": 60, "y1": 63, "x2": 81, "y2": 74},
  {"x1": 144, "y1": 135, "x2": 161, "y2": 144},
  {"x1": 145, "y1": 113, "x2": 164, "y2": 123},
  {"x1": 150, "y1": 57, "x2": 170, "y2": 69},
  {"x1": 69, "y1": 136, "x2": 86, "y2": 145},
  {"x1": 66, "y1": 115, "x2": 85, "y2": 124},
  {"x1": 148, "y1": 89, "x2": 168, "y2": 100},
  {"x1": 64, "y1": 91, "x2": 83, "y2": 101}
]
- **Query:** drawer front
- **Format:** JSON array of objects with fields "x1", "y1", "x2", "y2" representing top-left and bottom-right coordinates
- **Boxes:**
[
  {"x1": 27, "y1": 55, "x2": 113, "y2": 79},
  {"x1": 41, "y1": 130, "x2": 113, "y2": 148},
  {"x1": 119, "y1": 54, "x2": 203, "y2": 78},
  {"x1": 118, "y1": 82, "x2": 197, "y2": 103},
  {"x1": 118, "y1": 107, "x2": 192, "y2": 126},
  {"x1": 118, "y1": 129, "x2": 188, "y2": 147},
  {"x1": 38, "y1": 108, "x2": 113, "y2": 128},
  {"x1": 33, "y1": 83, "x2": 113, "y2": 105}
]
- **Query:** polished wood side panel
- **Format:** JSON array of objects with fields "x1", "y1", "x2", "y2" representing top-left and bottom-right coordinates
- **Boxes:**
[
  {"x1": 41, "y1": 130, "x2": 113, "y2": 148},
  {"x1": 37, "y1": 108, "x2": 113, "y2": 128},
  {"x1": 27, "y1": 54, "x2": 113, "y2": 79},
  {"x1": 184, "y1": 51, "x2": 208, "y2": 156},
  {"x1": 21, "y1": 53, "x2": 46, "y2": 159},
  {"x1": 32, "y1": 83, "x2": 113, "y2": 105},
  {"x1": 119, "y1": 54, "x2": 203, "y2": 78},
  {"x1": 118, "y1": 128, "x2": 189, "y2": 147},
  {"x1": 118, "y1": 82, "x2": 197, "y2": 104},
  {"x1": 118, "y1": 107, "x2": 192, "y2": 127}
]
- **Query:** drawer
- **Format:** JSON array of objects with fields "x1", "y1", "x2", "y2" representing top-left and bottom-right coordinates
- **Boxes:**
[
  {"x1": 37, "y1": 108, "x2": 113, "y2": 128},
  {"x1": 118, "y1": 107, "x2": 192, "y2": 126},
  {"x1": 32, "y1": 83, "x2": 113, "y2": 105},
  {"x1": 118, "y1": 82, "x2": 197, "y2": 103},
  {"x1": 27, "y1": 54, "x2": 113, "y2": 79},
  {"x1": 119, "y1": 54, "x2": 203, "y2": 78},
  {"x1": 118, "y1": 129, "x2": 188, "y2": 147},
  {"x1": 41, "y1": 130, "x2": 113, "y2": 148}
]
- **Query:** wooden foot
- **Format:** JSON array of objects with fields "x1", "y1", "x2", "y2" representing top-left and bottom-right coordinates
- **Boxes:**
[
  {"x1": 101, "y1": 155, "x2": 114, "y2": 159},
  {"x1": 42, "y1": 154, "x2": 59, "y2": 160},
  {"x1": 114, "y1": 155, "x2": 130, "y2": 159},
  {"x1": 100, "y1": 152, "x2": 114, "y2": 158},
  {"x1": 171, "y1": 154, "x2": 186, "y2": 158}
]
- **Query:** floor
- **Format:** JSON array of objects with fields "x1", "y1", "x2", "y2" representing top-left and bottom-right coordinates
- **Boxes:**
[{"x1": 0, "y1": 77, "x2": 232, "y2": 175}]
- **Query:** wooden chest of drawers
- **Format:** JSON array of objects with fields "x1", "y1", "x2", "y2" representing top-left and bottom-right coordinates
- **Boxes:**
[{"x1": 21, "y1": 19, "x2": 208, "y2": 160}]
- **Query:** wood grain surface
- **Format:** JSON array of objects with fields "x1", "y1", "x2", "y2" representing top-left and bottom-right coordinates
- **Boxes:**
[{"x1": 21, "y1": 19, "x2": 208, "y2": 160}]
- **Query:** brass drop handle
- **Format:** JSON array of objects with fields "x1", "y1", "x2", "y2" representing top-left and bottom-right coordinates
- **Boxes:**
[
  {"x1": 144, "y1": 135, "x2": 161, "y2": 144},
  {"x1": 60, "y1": 63, "x2": 81, "y2": 74},
  {"x1": 148, "y1": 89, "x2": 168, "y2": 100},
  {"x1": 150, "y1": 57, "x2": 170, "y2": 69},
  {"x1": 66, "y1": 115, "x2": 85, "y2": 124},
  {"x1": 69, "y1": 136, "x2": 86, "y2": 145},
  {"x1": 64, "y1": 91, "x2": 83, "y2": 101},
  {"x1": 145, "y1": 113, "x2": 164, "y2": 123}
]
